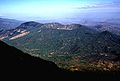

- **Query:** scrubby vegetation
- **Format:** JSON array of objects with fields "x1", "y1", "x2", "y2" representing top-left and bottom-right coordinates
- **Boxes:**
[{"x1": 3, "y1": 22, "x2": 120, "y2": 71}]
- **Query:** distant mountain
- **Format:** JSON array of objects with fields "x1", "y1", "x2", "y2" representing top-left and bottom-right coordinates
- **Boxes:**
[
  {"x1": 85, "y1": 22, "x2": 120, "y2": 36},
  {"x1": 0, "y1": 18, "x2": 23, "y2": 32}
]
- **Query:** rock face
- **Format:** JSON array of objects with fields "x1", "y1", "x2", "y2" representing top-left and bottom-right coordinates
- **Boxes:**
[
  {"x1": 9, "y1": 31, "x2": 30, "y2": 40},
  {"x1": 41, "y1": 23, "x2": 81, "y2": 30}
]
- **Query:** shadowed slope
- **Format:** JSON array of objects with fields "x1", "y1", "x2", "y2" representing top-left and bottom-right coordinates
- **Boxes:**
[{"x1": 0, "y1": 41, "x2": 120, "y2": 80}]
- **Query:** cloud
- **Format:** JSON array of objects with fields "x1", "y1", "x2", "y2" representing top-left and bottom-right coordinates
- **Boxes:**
[
  {"x1": 74, "y1": 2, "x2": 120, "y2": 9},
  {"x1": 112, "y1": 0, "x2": 120, "y2": 3}
]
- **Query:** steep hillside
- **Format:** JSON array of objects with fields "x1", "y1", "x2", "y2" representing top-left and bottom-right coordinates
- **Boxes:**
[
  {"x1": 5, "y1": 23, "x2": 97, "y2": 56},
  {"x1": 93, "y1": 31, "x2": 120, "y2": 54},
  {"x1": 0, "y1": 40, "x2": 71, "y2": 80},
  {"x1": 0, "y1": 21, "x2": 43, "y2": 40},
  {"x1": 0, "y1": 40, "x2": 120, "y2": 80},
  {"x1": 84, "y1": 31, "x2": 120, "y2": 61},
  {"x1": 1, "y1": 22, "x2": 120, "y2": 70}
]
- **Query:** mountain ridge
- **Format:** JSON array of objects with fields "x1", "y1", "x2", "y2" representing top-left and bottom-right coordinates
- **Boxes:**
[
  {"x1": 0, "y1": 17, "x2": 23, "y2": 30},
  {"x1": 1, "y1": 21, "x2": 120, "y2": 71}
]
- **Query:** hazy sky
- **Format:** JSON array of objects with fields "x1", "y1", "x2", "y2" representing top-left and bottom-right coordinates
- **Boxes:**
[{"x1": 0, "y1": 0, "x2": 120, "y2": 22}]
